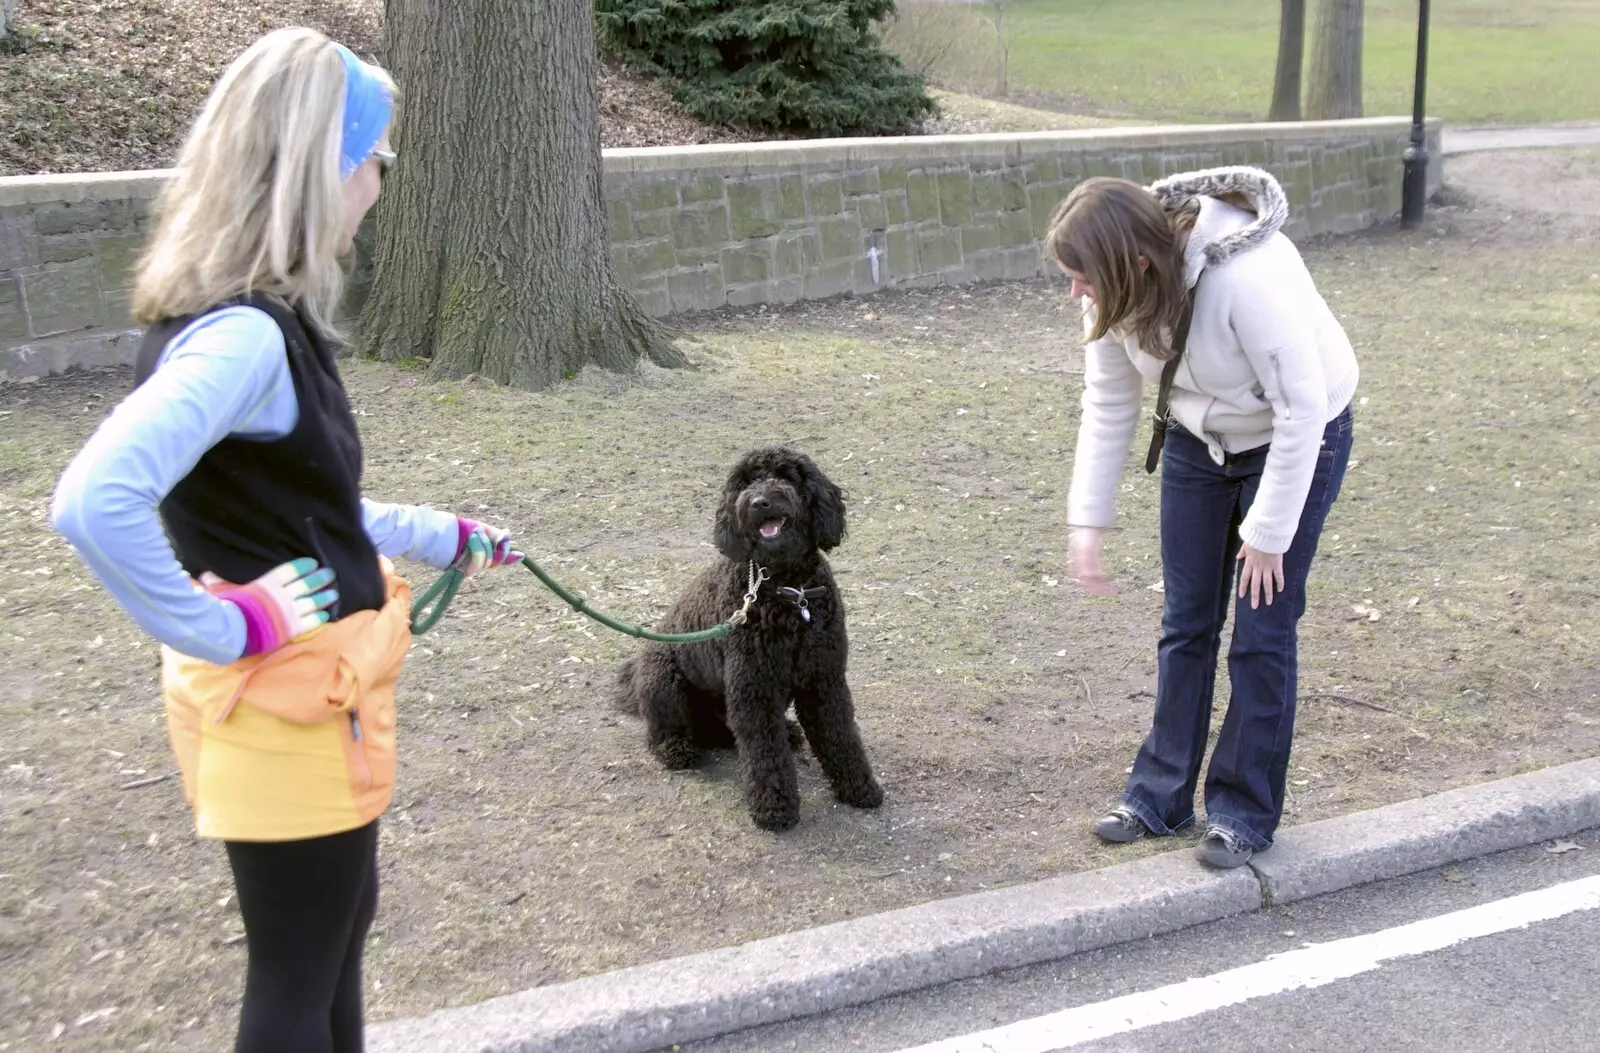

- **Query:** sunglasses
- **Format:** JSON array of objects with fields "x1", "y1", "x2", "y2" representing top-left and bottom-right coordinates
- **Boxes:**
[{"x1": 372, "y1": 148, "x2": 396, "y2": 184}]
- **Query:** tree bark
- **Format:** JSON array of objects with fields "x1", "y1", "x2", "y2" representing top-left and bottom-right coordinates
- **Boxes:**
[
  {"x1": 1268, "y1": 0, "x2": 1306, "y2": 122},
  {"x1": 1305, "y1": 0, "x2": 1364, "y2": 120},
  {"x1": 362, "y1": 0, "x2": 683, "y2": 389},
  {"x1": 2, "y1": 0, "x2": 18, "y2": 38}
]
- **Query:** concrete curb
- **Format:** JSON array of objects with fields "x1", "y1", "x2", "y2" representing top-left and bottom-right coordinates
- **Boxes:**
[{"x1": 368, "y1": 756, "x2": 1600, "y2": 1053}]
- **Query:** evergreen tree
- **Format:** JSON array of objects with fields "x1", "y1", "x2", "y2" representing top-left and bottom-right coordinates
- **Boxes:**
[{"x1": 596, "y1": 0, "x2": 936, "y2": 137}]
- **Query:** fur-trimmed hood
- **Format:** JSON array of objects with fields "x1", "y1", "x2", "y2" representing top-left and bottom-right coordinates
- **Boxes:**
[{"x1": 1147, "y1": 166, "x2": 1289, "y2": 279}]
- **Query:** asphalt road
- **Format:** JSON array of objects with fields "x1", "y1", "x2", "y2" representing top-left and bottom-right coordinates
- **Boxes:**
[{"x1": 673, "y1": 827, "x2": 1600, "y2": 1053}]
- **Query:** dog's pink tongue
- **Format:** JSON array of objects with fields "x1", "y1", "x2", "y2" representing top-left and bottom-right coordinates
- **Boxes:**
[{"x1": 760, "y1": 521, "x2": 783, "y2": 538}]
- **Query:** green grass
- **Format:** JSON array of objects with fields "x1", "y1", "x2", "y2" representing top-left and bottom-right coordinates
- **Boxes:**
[{"x1": 974, "y1": 0, "x2": 1600, "y2": 125}]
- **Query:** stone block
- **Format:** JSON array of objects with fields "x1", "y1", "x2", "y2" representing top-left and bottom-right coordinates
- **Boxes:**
[
  {"x1": 623, "y1": 238, "x2": 677, "y2": 281},
  {"x1": 1005, "y1": 246, "x2": 1045, "y2": 280},
  {"x1": 633, "y1": 211, "x2": 673, "y2": 239},
  {"x1": 39, "y1": 233, "x2": 93, "y2": 265},
  {"x1": 916, "y1": 228, "x2": 962, "y2": 273},
  {"x1": 855, "y1": 194, "x2": 889, "y2": 232},
  {"x1": 770, "y1": 277, "x2": 805, "y2": 305},
  {"x1": 0, "y1": 211, "x2": 39, "y2": 269},
  {"x1": 726, "y1": 282, "x2": 776, "y2": 309},
  {"x1": 668, "y1": 266, "x2": 727, "y2": 313},
  {"x1": 937, "y1": 170, "x2": 973, "y2": 226},
  {"x1": 95, "y1": 232, "x2": 146, "y2": 291},
  {"x1": 721, "y1": 244, "x2": 772, "y2": 285},
  {"x1": 129, "y1": 198, "x2": 155, "y2": 233},
  {"x1": 817, "y1": 215, "x2": 863, "y2": 261},
  {"x1": 631, "y1": 277, "x2": 672, "y2": 317},
  {"x1": 1025, "y1": 157, "x2": 1063, "y2": 184},
  {"x1": 671, "y1": 205, "x2": 731, "y2": 253},
  {"x1": 773, "y1": 234, "x2": 806, "y2": 279},
  {"x1": 727, "y1": 178, "x2": 782, "y2": 240},
  {"x1": 1001, "y1": 170, "x2": 1028, "y2": 212},
  {"x1": 885, "y1": 228, "x2": 919, "y2": 279},
  {"x1": 1030, "y1": 184, "x2": 1069, "y2": 237},
  {"x1": 681, "y1": 174, "x2": 725, "y2": 206},
  {"x1": 844, "y1": 169, "x2": 881, "y2": 197},
  {"x1": 803, "y1": 261, "x2": 855, "y2": 301},
  {"x1": 998, "y1": 208, "x2": 1035, "y2": 247},
  {"x1": 961, "y1": 209, "x2": 1033, "y2": 257},
  {"x1": 779, "y1": 175, "x2": 808, "y2": 223},
  {"x1": 970, "y1": 251, "x2": 1011, "y2": 282},
  {"x1": 906, "y1": 172, "x2": 940, "y2": 223},
  {"x1": 961, "y1": 223, "x2": 1005, "y2": 256},
  {"x1": 22, "y1": 259, "x2": 105, "y2": 336},
  {"x1": 800, "y1": 231, "x2": 823, "y2": 268},
  {"x1": 879, "y1": 165, "x2": 909, "y2": 190},
  {"x1": 1120, "y1": 154, "x2": 1150, "y2": 184},
  {"x1": 674, "y1": 247, "x2": 720, "y2": 270},
  {"x1": 807, "y1": 176, "x2": 844, "y2": 218},
  {"x1": 630, "y1": 178, "x2": 680, "y2": 213},
  {"x1": 972, "y1": 171, "x2": 1006, "y2": 215},
  {"x1": 884, "y1": 191, "x2": 910, "y2": 227},
  {"x1": 32, "y1": 201, "x2": 112, "y2": 237},
  {"x1": 608, "y1": 199, "x2": 632, "y2": 242},
  {"x1": 0, "y1": 273, "x2": 28, "y2": 343}
]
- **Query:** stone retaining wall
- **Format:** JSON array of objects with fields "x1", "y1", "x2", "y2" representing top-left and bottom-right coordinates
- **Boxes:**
[{"x1": 1, "y1": 117, "x2": 1443, "y2": 381}]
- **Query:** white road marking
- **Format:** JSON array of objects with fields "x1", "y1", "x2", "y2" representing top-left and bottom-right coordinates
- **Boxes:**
[{"x1": 889, "y1": 874, "x2": 1600, "y2": 1053}]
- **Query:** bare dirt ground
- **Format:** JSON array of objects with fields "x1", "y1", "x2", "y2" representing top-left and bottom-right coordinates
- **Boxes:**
[{"x1": 1, "y1": 149, "x2": 1597, "y2": 1050}]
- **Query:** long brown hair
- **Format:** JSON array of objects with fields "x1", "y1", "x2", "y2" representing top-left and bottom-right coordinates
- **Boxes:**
[{"x1": 1044, "y1": 177, "x2": 1198, "y2": 361}]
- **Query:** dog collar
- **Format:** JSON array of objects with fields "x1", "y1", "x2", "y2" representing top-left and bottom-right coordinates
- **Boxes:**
[{"x1": 776, "y1": 585, "x2": 827, "y2": 623}]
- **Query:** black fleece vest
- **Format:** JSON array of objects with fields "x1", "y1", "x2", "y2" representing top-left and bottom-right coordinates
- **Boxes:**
[{"x1": 132, "y1": 294, "x2": 384, "y2": 620}]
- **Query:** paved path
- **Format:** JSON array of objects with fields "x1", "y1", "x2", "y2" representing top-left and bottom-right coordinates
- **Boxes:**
[
  {"x1": 1441, "y1": 124, "x2": 1600, "y2": 155},
  {"x1": 678, "y1": 828, "x2": 1600, "y2": 1053}
]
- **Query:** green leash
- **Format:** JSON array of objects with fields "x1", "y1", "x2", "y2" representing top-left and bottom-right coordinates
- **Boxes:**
[{"x1": 409, "y1": 554, "x2": 736, "y2": 643}]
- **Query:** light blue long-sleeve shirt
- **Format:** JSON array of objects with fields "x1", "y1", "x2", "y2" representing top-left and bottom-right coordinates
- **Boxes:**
[{"x1": 51, "y1": 305, "x2": 462, "y2": 664}]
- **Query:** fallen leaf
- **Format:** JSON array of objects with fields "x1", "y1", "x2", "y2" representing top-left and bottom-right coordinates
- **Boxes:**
[
  {"x1": 1442, "y1": 870, "x2": 1467, "y2": 883},
  {"x1": 1546, "y1": 841, "x2": 1583, "y2": 855}
]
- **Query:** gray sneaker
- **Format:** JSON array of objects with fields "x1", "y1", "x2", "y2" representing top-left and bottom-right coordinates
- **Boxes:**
[
  {"x1": 1091, "y1": 806, "x2": 1146, "y2": 844},
  {"x1": 1194, "y1": 826, "x2": 1254, "y2": 868}
]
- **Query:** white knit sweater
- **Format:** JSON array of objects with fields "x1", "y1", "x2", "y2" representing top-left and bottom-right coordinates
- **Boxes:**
[{"x1": 1066, "y1": 167, "x2": 1360, "y2": 555}]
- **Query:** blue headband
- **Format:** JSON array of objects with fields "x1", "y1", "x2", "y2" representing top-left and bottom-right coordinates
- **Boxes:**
[{"x1": 333, "y1": 43, "x2": 392, "y2": 181}]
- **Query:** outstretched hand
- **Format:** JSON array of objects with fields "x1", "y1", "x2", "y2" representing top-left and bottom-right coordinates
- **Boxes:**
[{"x1": 455, "y1": 518, "x2": 524, "y2": 577}]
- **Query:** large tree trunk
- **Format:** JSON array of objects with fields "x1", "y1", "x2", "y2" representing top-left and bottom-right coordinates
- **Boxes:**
[
  {"x1": 1268, "y1": 0, "x2": 1306, "y2": 122},
  {"x1": 361, "y1": 0, "x2": 683, "y2": 389},
  {"x1": 1305, "y1": 0, "x2": 1364, "y2": 120}
]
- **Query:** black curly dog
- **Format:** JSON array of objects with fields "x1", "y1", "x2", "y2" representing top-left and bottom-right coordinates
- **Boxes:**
[{"x1": 610, "y1": 446, "x2": 884, "y2": 831}]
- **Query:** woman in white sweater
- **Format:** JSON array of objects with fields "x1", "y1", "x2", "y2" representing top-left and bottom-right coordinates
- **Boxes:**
[{"x1": 1046, "y1": 167, "x2": 1358, "y2": 869}]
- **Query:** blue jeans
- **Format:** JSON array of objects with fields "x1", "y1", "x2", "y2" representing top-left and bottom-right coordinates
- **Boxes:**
[{"x1": 1119, "y1": 403, "x2": 1354, "y2": 850}]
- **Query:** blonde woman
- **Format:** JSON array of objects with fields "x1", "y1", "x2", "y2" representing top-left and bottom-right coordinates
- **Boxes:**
[
  {"x1": 1046, "y1": 170, "x2": 1357, "y2": 870},
  {"x1": 51, "y1": 28, "x2": 520, "y2": 1052}
]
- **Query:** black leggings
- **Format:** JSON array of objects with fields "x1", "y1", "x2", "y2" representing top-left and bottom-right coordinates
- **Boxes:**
[{"x1": 224, "y1": 820, "x2": 379, "y2": 1053}]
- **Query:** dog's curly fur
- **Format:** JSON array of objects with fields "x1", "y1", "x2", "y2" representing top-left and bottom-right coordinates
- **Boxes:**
[{"x1": 609, "y1": 446, "x2": 884, "y2": 831}]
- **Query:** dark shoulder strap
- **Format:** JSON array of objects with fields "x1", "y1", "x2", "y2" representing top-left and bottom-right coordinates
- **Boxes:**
[{"x1": 1143, "y1": 273, "x2": 1203, "y2": 474}]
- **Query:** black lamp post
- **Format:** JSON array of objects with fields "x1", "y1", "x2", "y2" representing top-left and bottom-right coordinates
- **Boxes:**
[{"x1": 1401, "y1": 0, "x2": 1432, "y2": 227}]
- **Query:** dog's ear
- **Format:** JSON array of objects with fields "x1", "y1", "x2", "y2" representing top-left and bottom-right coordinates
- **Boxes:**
[
  {"x1": 800, "y1": 455, "x2": 846, "y2": 551},
  {"x1": 713, "y1": 457, "x2": 756, "y2": 562}
]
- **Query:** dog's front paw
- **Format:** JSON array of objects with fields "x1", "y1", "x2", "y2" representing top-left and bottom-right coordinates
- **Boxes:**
[
  {"x1": 750, "y1": 801, "x2": 801, "y2": 831},
  {"x1": 838, "y1": 777, "x2": 884, "y2": 810},
  {"x1": 650, "y1": 737, "x2": 702, "y2": 770}
]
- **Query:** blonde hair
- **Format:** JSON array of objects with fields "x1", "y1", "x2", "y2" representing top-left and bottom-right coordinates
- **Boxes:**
[
  {"x1": 1044, "y1": 178, "x2": 1199, "y2": 361},
  {"x1": 133, "y1": 28, "x2": 394, "y2": 340}
]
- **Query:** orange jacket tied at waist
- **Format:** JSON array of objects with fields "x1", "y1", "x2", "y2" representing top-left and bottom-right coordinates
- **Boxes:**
[{"x1": 161, "y1": 558, "x2": 412, "y2": 842}]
